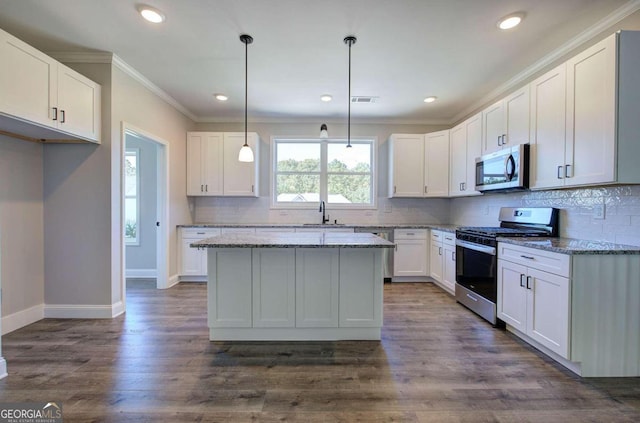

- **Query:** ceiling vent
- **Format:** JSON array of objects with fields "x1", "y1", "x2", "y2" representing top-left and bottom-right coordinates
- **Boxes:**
[{"x1": 351, "y1": 96, "x2": 378, "y2": 103}]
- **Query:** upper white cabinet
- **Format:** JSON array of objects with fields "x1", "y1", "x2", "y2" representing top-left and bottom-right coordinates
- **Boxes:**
[
  {"x1": 388, "y1": 131, "x2": 449, "y2": 198},
  {"x1": 481, "y1": 86, "x2": 529, "y2": 155},
  {"x1": 449, "y1": 113, "x2": 482, "y2": 197},
  {"x1": 186, "y1": 132, "x2": 259, "y2": 197},
  {"x1": 531, "y1": 32, "x2": 640, "y2": 190},
  {"x1": 0, "y1": 28, "x2": 101, "y2": 143}
]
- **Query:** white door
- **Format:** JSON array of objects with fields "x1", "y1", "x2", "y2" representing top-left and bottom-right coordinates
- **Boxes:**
[
  {"x1": 186, "y1": 133, "x2": 205, "y2": 196},
  {"x1": 441, "y1": 244, "x2": 456, "y2": 293},
  {"x1": 482, "y1": 100, "x2": 504, "y2": 154},
  {"x1": 390, "y1": 134, "x2": 425, "y2": 197},
  {"x1": 339, "y1": 249, "x2": 383, "y2": 327},
  {"x1": 465, "y1": 113, "x2": 482, "y2": 193},
  {"x1": 565, "y1": 34, "x2": 616, "y2": 187},
  {"x1": 180, "y1": 239, "x2": 204, "y2": 276},
  {"x1": 429, "y1": 240, "x2": 443, "y2": 282},
  {"x1": 527, "y1": 268, "x2": 570, "y2": 358},
  {"x1": 295, "y1": 249, "x2": 339, "y2": 327},
  {"x1": 252, "y1": 249, "x2": 296, "y2": 328},
  {"x1": 449, "y1": 123, "x2": 466, "y2": 196},
  {"x1": 424, "y1": 130, "x2": 449, "y2": 197},
  {"x1": 497, "y1": 259, "x2": 528, "y2": 332},
  {"x1": 202, "y1": 133, "x2": 224, "y2": 195},
  {"x1": 208, "y1": 249, "x2": 253, "y2": 328},
  {"x1": 504, "y1": 87, "x2": 530, "y2": 148},
  {"x1": 394, "y1": 239, "x2": 428, "y2": 277},
  {"x1": 529, "y1": 64, "x2": 567, "y2": 189},
  {"x1": 223, "y1": 133, "x2": 258, "y2": 196},
  {"x1": 57, "y1": 63, "x2": 100, "y2": 142}
]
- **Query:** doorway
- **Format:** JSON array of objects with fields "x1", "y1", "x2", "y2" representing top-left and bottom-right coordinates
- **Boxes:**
[{"x1": 121, "y1": 123, "x2": 169, "y2": 300}]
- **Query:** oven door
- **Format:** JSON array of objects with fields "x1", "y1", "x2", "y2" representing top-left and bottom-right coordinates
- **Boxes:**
[{"x1": 455, "y1": 240, "x2": 497, "y2": 302}]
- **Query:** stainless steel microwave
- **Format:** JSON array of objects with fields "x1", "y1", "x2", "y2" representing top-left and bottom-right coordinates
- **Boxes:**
[{"x1": 475, "y1": 144, "x2": 530, "y2": 192}]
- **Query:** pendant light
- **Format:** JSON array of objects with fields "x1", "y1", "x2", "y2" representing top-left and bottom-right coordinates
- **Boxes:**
[
  {"x1": 320, "y1": 124, "x2": 328, "y2": 139},
  {"x1": 238, "y1": 34, "x2": 254, "y2": 162},
  {"x1": 344, "y1": 36, "x2": 356, "y2": 148}
]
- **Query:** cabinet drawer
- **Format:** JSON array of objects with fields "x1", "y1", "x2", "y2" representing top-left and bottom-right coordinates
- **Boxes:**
[
  {"x1": 498, "y1": 243, "x2": 570, "y2": 277},
  {"x1": 442, "y1": 232, "x2": 456, "y2": 246},
  {"x1": 181, "y1": 228, "x2": 220, "y2": 239},
  {"x1": 221, "y1": 228, "x2": 256, "y2": 234},
  {"x1": 394, "y1": 229, "x2": 428, "y2": 240},
  {"x1": 430, "y1": 230, "x2": 443, "y2": 242}
]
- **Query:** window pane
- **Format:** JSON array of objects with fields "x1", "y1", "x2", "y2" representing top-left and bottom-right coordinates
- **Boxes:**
[
  {"x1": 125, "y1": 154, "x2": 137, "y2": 196},
  {"x1": 276, "y1": 174, "x2": 320, "y2": 202},
  {"x1": 328, "y1": 174, "x2": 371, "y2": 204},
  {"x1": 124, "y1": 198, "x2": 137, "y2": 240},
  {"x1": 327, "y1": 143, "x2": 371, "y2": 172},
  {"x1": 277, "y1": 143, "x2": 321, "y2": 172}
]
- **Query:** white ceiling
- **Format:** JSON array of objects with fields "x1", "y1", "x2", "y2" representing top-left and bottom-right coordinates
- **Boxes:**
[{"x1": 0, "y1": 0, "x2": 635, "y2": 124}]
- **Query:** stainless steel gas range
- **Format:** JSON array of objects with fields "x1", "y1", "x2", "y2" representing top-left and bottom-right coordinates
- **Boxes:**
[{"x1": 455, "y1": 207, "x2": 559, "y2": 325}]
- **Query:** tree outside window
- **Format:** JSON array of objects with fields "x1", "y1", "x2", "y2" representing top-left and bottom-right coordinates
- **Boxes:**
[{"x1": 125, "y1": 149, "x2": 139, "y2": 244}]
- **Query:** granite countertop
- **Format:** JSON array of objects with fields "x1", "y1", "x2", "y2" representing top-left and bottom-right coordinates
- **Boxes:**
[
  {"x1": 179, "y1": 223, "x2": 459, "y2": 232},
  {"x1": 498, "y1": 237, "x2": 640, "y2": 255},
  {"x1": 191, "y1": 232, "x2": 396, "y2": 249}
]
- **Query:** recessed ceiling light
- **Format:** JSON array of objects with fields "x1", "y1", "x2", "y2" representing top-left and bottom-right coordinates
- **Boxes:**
[
  {"x1": 424, "y1": 96, "x2": 437, "y2": 103},
  {"x1": 138, "y1": 5, "x2": 166, "y2": 23},
  {"x1": 320, "y1": 94, "x2": 333, "y2": 102},
  {"x1": 214, "y1": 94, "x2": 228, "y2": 101},
  {"x1": 497, "y1": 12, "x2": 525, "y2": 30}
]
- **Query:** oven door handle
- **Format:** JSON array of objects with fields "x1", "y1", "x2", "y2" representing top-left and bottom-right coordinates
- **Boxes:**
[{"x1": 455, "y1": 239, "x2": 496, "y2": 256}]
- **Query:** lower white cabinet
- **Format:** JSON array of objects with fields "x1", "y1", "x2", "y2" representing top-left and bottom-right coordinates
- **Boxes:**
[
  {"x1": 179, "y1": 228, "x2": 220, "y2": 278},
  {"x1": 393, "y1": 229, "x2": 429, "y2": 280},
  {"x1": 295, "y1": 248, "x2": 339, "y2": 328},
  {"x1": 252, "y1": 249, "x2": 296, "y2": 328},
  {"x1": 440, "y1": 233, "x2": 456, "y2": 294},
  {"x1": 429, "y1": 230, "x2": 443, "y2": 282},
  {"x1": 497, "y1": 256, "x2": 570, "y2": 358}
]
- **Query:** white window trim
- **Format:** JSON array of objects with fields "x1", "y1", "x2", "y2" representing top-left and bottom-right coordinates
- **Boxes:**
[
  {"x1": 270, "y1": 136, "x2": 377, "y2": 210},
  {"x1": 125, "y1": 148, "x2": 140, "y2": 246}
]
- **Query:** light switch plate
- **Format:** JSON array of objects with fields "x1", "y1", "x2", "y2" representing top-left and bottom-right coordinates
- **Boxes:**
[{"x1": 593, "y1": 204, "x2": 605, "y2": 220}]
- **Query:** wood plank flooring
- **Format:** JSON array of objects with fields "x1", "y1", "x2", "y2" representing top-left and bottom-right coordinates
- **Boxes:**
[{"x1": 1, "y1": 281, "x2": 639, "y2": 422}]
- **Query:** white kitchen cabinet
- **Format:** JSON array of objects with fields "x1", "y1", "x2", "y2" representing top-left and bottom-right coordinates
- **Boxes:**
[
  {"x1": 497, "y1": 247, "x2": 570, "y2": 358},
  {"x1": 220, "y1": 227, "x2": 256, "y2": 234},
  {"x1": 186, "y1": 132, "x2": 223, "y2": 196},
  {"x1": 186, "y1": 132, "x2": 259, "y2": 197},
  {"x1": 440, "y1": 233, "x2": 456, "y2": 295},
  {"x1": 252, "y1": 249, "x2": 296, "y2": 328},
  {"x1": 481, "y1": 86, "x2": 529, "y2": 155},
  {"x1": 178, "y1": 228, "x2": 221, "y2": 279},
  {"x1": 296, "y1": 248, "x2": 340, "y2": 328},
  {"x1": 429, "y1": 230, "x2": 443, "y2": 282},
  {"x1": 339, "y1": 249, "x2": 383, "y2": 328},
  {"x1": 255, "y1": 228, "x2": 296, "y2": 233},
  {"x1": 449, "y1": 113, "x2": 482, "y2": 197},
  {"x1": 295, "y1": 227, "x2": 354, "y2": 233},
  {"x1": 531, "y1": 32, "x2": 640, "y2": 190},
  {"x1": 393, "y1": 229, "x2": 428, "y2": 280},
  {"x1": 0, "y1": 28, "x2": 101, "y2": 143},
  {"x1": 388, "y1": 131, "x2": 449, "y2": 198},
  {"x1": 208, "y1": 248, "x2": 253, "y2": 328}
]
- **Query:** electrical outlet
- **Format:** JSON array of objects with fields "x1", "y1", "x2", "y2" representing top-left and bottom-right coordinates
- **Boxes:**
[{"x1": 593, "y1": 204, "x2": 605, "y2": 220}]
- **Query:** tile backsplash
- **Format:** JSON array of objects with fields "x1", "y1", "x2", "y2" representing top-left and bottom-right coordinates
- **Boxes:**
[
  {"x1": 450, "y1": 185, "x2": 640, "y2": 246},
  {"x1": 192, "y1": 185, "x2": 640, "y2": 247}
]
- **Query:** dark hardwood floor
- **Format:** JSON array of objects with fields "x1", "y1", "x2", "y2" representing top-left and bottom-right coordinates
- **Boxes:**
[{"x1": 1, "y1": 281, "x2": 639, "y2": 422}]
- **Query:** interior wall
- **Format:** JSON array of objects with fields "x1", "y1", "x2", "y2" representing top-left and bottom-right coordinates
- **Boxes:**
[
  {"x1": 191, "y1": 122, "x2": 451, "y2": 225},
  {"x1": 125, "y1": 134, "x2": 157, "y2": 273},
  {"x1": 112, "y1": 65, "x2": 194, "y2": 284},
  {"x1": 0, "y1": 134, "x2": 44, "y2": 320},
  {"x1": 43, "y1": 63, "x2": 112, "y2": 308}
]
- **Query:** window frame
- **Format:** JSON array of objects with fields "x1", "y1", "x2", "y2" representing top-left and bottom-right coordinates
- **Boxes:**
[
  {"x1": 124, "y1": 148, "x2": 140, "y2": 245},
  {"x1": 271, "y1": 136, "x2": 377, "y2": 210}
]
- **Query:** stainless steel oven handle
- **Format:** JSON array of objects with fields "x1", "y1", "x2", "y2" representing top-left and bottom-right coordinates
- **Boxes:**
[{"x1": 455, "y1": 239, "x2": 496, "y2": 256}]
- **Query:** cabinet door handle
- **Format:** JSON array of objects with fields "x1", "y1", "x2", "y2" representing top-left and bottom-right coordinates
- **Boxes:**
[
  {"x1": 565, "y1": 164, "x2": 572, "y2": 178},
  {"x1": 205, "y1": 184, "x2": 208, "y2": 192},
  {"x1": 406, "y1": 232, "x2": 415, "y2": 236},
  {"x1": 462, "y1": 182, "x2": 466, "y2": 191},
  {"x1": 466, "y1": 293, "x2": 478, "y2": 302},
  {"x1": 52, "y1": 107, "x2": 58, "y2": 121},
  {"x1": 200, "y1": 184, "x2": 204, "y2": 192},
  {"x1": 395, "y1": 244, "x2": 397, "y2": 251},
  {"x1": 557, "y1": 165, "x2": 564, "y2": 179},
  {"x1": 424, "y1": 186, "x2": 428, "y2": 194},
  {"x1": 520, "y1": 255, "x2": 535, "y2": 260},
  {"x1": 394, "y1": 186, "x2": 397, "y2": 194},
  {"x1": 60, "y1": 109, "x2": 66, "y2": 123},
  {"x1": 459, "y1": 182, "x2": 463, "y2": 191},
  {"x1": 452, "y1": 251, "x2": 456, "y2": 261},
  {"x1": 526, "y1": 276, "x2": 532, "y2": 290},
  {"x1": 197, "y1": 232, "x2": 205, "y2": 235},
  {"x1": 252, "y1": 185, "x2": 254, "y2": 193},
  {"x1": 520, "y1": 274, "x2": 526, "y2": 287},
  {"x1": 497, "y1": 135, "x2": 502, "y2": 146},
  {"x1": 502, "y1": 134, "x2": 507, "y2": 145},
  {"x1": 439, "y1": 247, "x2": 442, "y2": 256}
]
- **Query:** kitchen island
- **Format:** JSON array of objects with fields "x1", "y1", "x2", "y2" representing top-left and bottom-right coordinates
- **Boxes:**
[{"x1": 192, "y1": 232, "x2": 395, "y2": 341}]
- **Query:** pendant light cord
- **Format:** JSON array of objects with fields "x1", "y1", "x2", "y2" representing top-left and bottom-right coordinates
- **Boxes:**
[
  {"x1": 244, "y1": 36, "x2": 248, "y2": 147},
  {"x1": 344, "y1": 36, "x2": 356, "y2": 148}
]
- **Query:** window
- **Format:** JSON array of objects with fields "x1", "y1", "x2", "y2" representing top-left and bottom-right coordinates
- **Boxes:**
[
  {"x1": 273, "y1": 138, "x2": 375, "y2": 208},
  {"x1": 124, "y1": 148, "x2": 140, "y2": 245}
]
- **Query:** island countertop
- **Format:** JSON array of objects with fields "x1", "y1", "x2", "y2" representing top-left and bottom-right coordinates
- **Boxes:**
[{"x1": 191, "y1": 232, "x2": 396, "y2": 249}]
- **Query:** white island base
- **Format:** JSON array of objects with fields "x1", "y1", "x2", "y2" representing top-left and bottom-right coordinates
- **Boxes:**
[{"x1": 198, "y1": 232, "x2": 393, "y2": 341}]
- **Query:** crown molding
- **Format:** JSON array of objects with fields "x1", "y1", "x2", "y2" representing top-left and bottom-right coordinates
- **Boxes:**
[
  {"x1": 48, "y1": 51, "x2": 113, "y2": 63},
  {"x1": 451, "y1": 0, "x2": 640, "y2": 124},
  {"x1": 193, "y1": 116, "x2": 451, "y2": 126}
]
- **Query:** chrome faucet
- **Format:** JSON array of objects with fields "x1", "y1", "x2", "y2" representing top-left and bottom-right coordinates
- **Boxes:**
[{"x1": 319, "y1": 201, "x2": 329, "y2": 224}]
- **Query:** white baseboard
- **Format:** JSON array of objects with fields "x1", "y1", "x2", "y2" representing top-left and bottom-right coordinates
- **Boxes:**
[
  {"x1": 125, "y1": 268, "x2": 157, "y2": 278},
  {"x1": 2, "y1": 304, "x2": 44, "y2": 335},
  {"x1": 0, "y1": 357, "x2": 7, "y2": 380},
  {"x1": 44, "y1": 303, "x2": 122, "y2": 319},
  {"x1": 166, "y1": 274, "x2": 180, "y2": 289},
  {"x1": 178, "y1": 275, "x2": 207, "y2": 283}
]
